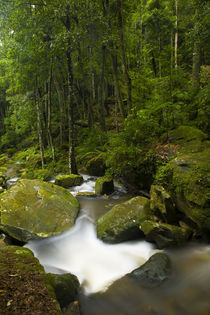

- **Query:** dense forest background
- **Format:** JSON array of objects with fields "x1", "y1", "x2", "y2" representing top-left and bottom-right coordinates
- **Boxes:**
[{"x1": 0, "y1": 0, "x2": 209, "y2": 188}]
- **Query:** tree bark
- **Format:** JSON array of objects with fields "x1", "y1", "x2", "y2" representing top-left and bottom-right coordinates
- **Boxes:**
[
  {"x1": 47, "y1": 61, "x2": 55, "y2": 161},
  {"x1": 110, "y1": 50, "x2": 126, "y2": 118},
  {"x1": 174, "y1": 0, "x2": 178, "y2": 69},
  {"x1": 117, "y1": 0, "x2": 132, "y2": 114},
  {"x1": 99, "y1": 43, "x2": 106, "y2": 131},
  {"x1": 65, "y1": 5, "x2": 78, "y2": 174},
  {"x1": 35, "y1": 87, "x2": 45, "y2": 169}
]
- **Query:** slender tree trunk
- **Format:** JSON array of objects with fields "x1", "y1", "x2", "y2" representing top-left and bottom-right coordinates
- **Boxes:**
[
  {"x1": 99, "y1": 44, "x2": 106, "y2": 131},
  {"x1": 65, "y1": 5, "x2": 78, "y2": 174},
  {"x1": 47, "y1": 61, "x2": 55, "y2": 161},
  {"x1": 192, "y1": 31, "x2": 200, "y2": 92},
  {"x1": 117, "y1": 0, "x2": 132, "y2": 114},
  {"x1": 138, "y1": 0, "x2": 143, "y2": 70},
  {"x1": 54, "y1": 78, "x2": 64, "y2": 146},
  {"x1": 110, "y1": 50, "x2": 126, "y2": 118},
  {"x1": 35, "y1": 88, "x2": 45, "y2": 169},
  {"x1": 174, "y1": 0, "x2": 178, "y2": 69}
]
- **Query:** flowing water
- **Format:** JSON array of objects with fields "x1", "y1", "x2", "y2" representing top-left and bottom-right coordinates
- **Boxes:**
[{"x1": 26, "y1": 176, "x2": 210, "y2": 314}]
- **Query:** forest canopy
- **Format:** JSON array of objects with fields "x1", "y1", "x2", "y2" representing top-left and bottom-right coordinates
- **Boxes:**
[{"x1": 0, "y1": 0, "x2": 209, "y2": 184}]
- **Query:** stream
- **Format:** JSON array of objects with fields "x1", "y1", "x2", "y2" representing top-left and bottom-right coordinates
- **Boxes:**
[{"x1": 25, "y1": 175, "x2": 210, "y2": 314}]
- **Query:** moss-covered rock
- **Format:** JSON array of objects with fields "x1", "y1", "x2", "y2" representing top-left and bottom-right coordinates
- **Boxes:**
[
  {"x1": 155, "y1": 126, "x2": 210, "y2": 237},
  {"x1": 0, "y1": 179, "x2": 79, "y2": 242},
  {"x1": 0, "y1": 175, "x2": 6, "y2": 188},
  {"x1": 86, "y1": 157, "x2": 106, "y2": 176},
  {"x1": 0, "y1": 246, "x2": 61, "y2": 314},
  {"x1": 76, "y1": 191, "x2": 97, "y2": 198},
  {"x1": 128, "y1": 253, "x2": 171, "y2": 288},
  {"x1": 140, "y1": 220, "x2": 192, "y2": 249},
  {"x1": 150, "y1": 185, "x2": 177, "y2": 224},
  {"x1": 55, "y1": 174, "x2": 83, "y2": 188},
  {"x1": 97, "y1": 196, "x2": 152, "y2": 243},
  {"x1": 0, "y1": 186, "x2": 5, "y2": 194},
  {"x1": 95, "y1": 176, "x2": 114, "y2": 195},
  {"x1": 47, "y1": 273, "x2": 80, "y2": 309}
]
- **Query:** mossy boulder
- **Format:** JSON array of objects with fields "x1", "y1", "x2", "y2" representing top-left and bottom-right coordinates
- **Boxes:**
[
  {"x1": 86, "y1": 157, "x2": 106, "y2": 176},
  {"x1": 128, "y1": 252, "x2": 171, "y2": 288},
  {"x1": 95, "y1": 176, "x2": 114, "y2": 195},
  {"x1": 97, "y1": 196, "x2": 152, "y2": 243},
  {"x1": 55, "y1": 174, "x2": 83, "y2": 188},
  {"x1": 76, "y1": 191, "x2": 97, "y2": 198},
  {"x1": 0, "y1": 175, "x2": 6, "y2": 188},
  {"x1": 0, "y1": 179, "x2": 79, "y2": 242},
  {"x1": 150, "y1": 185, "x2": 177, "y2": 224},
  {"x1": 140, "y1": 220, "x2": 191, "y2": 249},
  {"x1": 155, "y1": 126, "x2": 210, "y2": 236},
  {"x1": 0, "y1": 246, "x2": 61, "y2": 314},
  {"x1": 0, "y1": 186, "x2": 5, "y2": 194},
  {"x1": 47, "y1": 273, "x2": 80, "y2": 309}
]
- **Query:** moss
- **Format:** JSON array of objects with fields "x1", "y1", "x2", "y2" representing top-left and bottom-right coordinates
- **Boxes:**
[
  {"x1": 55, "y1": 174, "x2": 83, "y2": 188},
  {"x1": 155, "y1": 127, "x2": 210, "y2": 233},
  {"x1": 0, "y1": 246, "x2": 61, "y2": 314},
  {"x1": 97, "y1": 196, "x2": 151, "y2": 243},
  {"x1": 95, "y1": 176, "x2": 114, "y2": 195},
  {"x1": 46, "y1": 273, "x2": 80, "y2": 309},
  {"x1": 0, "y1": 179, "x2": 79, "y2": 242},
  {"x1": 140, "y1": 220, "x2": 191, "y2": 248}
]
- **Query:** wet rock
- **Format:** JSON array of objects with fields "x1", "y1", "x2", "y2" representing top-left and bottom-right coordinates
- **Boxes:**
[
  {"x1": 128, "y1": 252, "x2": 171, "y2": 288},
  {"x1": 47, "y1": 273, "x2": 80, "y2": 309},
  {"x1": 97, "y1": 196, "x2": 151, "y2": 243},
  {"x1": 155, "y1": 126, "x2": 210, "y2": 237},
  {"x1": 86, "y1": 157, "x2": 106, "y2": 176},
  {"x1": 95, "y1": 176, "x2": 114, "y2": 195},
  {"x1": 140, "y1": 220, "x2": 192, "y2": 249},
  {"x1": 150, "y1": 185, "x2": 176, "y2": 224},
  {"x1": 76, "y1": 192, "x2": 97, "y2": 198},
  {"x1": 63, "y1": 301, "x2": 81, "y2": 315},
  {"x1": 0, "y1": 179, "x2": 79, "y2": 242},
  {"x1": 0, "y1": 175, "x2": 6, "y2": 188},
  {"x1": 0, "y1": 186, "x2": 5, "y2": 194},
  {"x1": 55, "y1": 174, "x2": 83, "y2": 188},
  {"x1": 0, "y1": 246, "x2": 61, "y2": 314}
]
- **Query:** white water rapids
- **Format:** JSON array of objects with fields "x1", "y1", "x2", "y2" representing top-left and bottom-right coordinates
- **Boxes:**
[{"x1": 26, "y1": 177, "x2": 155, "y2": 295}]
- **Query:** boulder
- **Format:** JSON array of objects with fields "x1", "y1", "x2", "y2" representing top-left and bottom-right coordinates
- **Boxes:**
[
  {"x1": 0, "y1": 246, "x2": 61, "y2": 314},
  {"x1": 95, "y1": 176, "x2": 114, "y2": 195},
  {"x1": 150, "y1": 185, "x2": 177, "y2": 224},
  {"x1": 0, "y1": 179, "x2": 79, "y2": 242},
  {"x1": 0, "y1": 175, "x2": 6, "y2": 188},
  {"x1": 76, "y1": 192, "x2": 97, "y2": 198},
  {"x1": 128, "y1": 252, "x2": 171, "y2": 288},
  {"x1": 86, "y1": 157, "x2": 106, "y2": 176},
  {"x1": 97, "y1": 196, "x2": 151, "y2": 243},
  {"x1": 140, "y1": 220, "x2": 192, "y2": 249},
  {"x1": 155, "y1": 126, "x2": 210, "y2": 237},
  {"x1": 0, "y1": 186, "x2": 5, "y2": 194},
  {"x1": 47, "y1": 273, "x2": 80, "y2": 309},
  {"x1": 55, "y1": 174, "x2": 83, "y2": 188}
]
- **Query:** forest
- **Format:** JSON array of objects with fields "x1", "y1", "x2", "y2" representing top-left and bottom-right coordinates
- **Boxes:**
[
  {"x1": 0, "y1": 0, "x2": 209, "y2": 182},
  {"x1": 0, "y1": 1, "x2": 210, "y2": 314}
]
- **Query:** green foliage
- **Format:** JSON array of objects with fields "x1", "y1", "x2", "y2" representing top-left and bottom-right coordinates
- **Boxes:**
[{"x1": 76, "y1": 125, "x2": 107, "y2": 167}]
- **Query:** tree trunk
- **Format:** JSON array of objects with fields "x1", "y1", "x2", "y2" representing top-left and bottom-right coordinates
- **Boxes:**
[
  {"x1": 65, "y1": 5, "x2": 78, "y2": 174},
  {"x1": 110, "y1": 50, "x2": 126, "y2": 118},
  {"x1": 192, "y1": 30, "x2": 200, "y2": 92},
  {"x1": 99, "y1": 43, "x2": 106, "y2": 131},
  {"x1": 174, "y1": 0, "x2": 178, "y2": 69},
  {"x1": 35, "y1": 87, "x2": 45, "y2": 169},
  {"x1": 54, "y1": 77, "x2": 64, "y2": 146},
  {"x1": 117, "y1": 0, "x2": 132, "y2": 114},
  {"x1": 47, "y1": 61, "x2": 55, "y2": 161}
]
